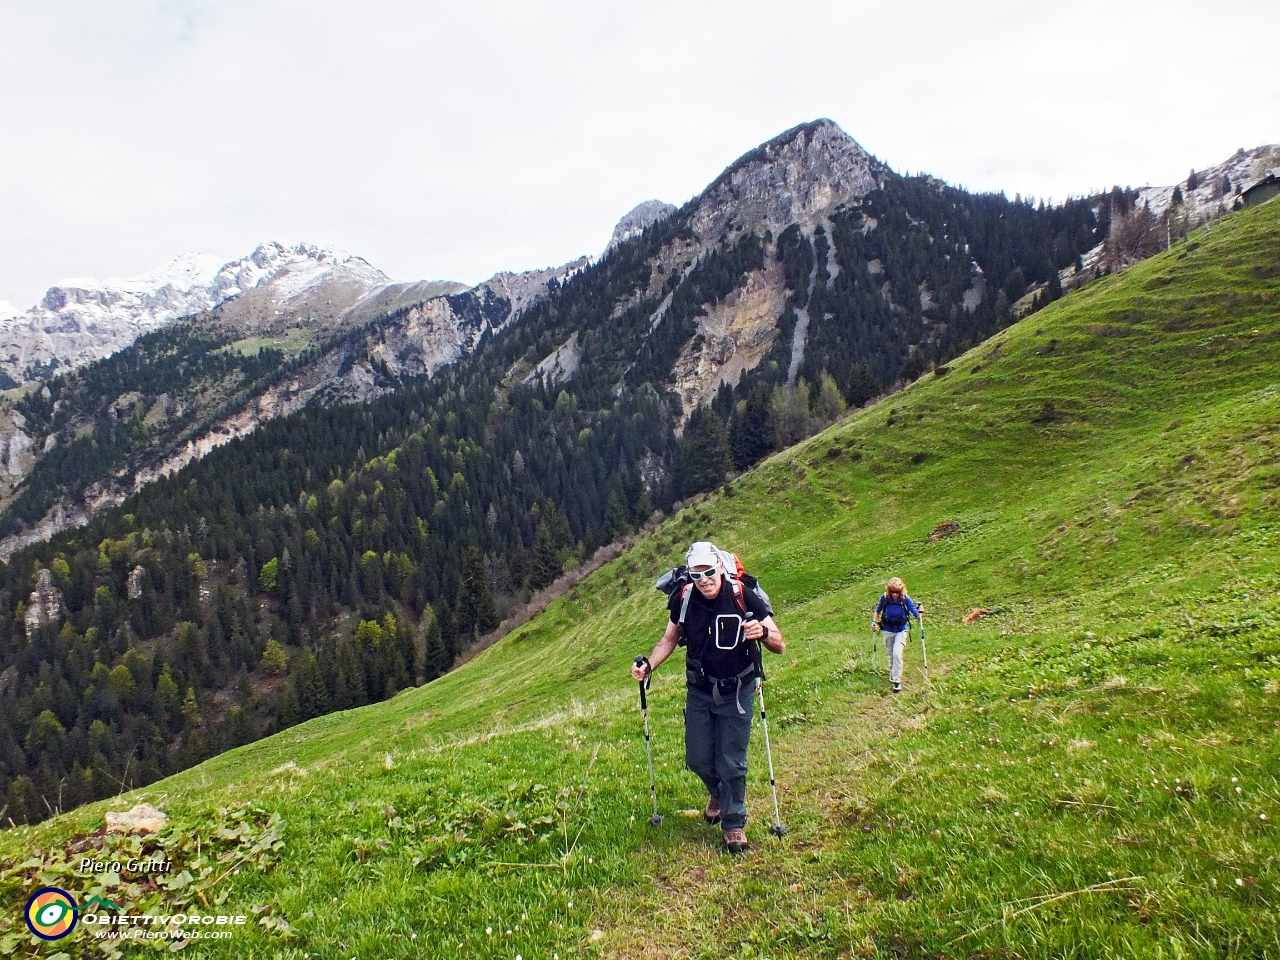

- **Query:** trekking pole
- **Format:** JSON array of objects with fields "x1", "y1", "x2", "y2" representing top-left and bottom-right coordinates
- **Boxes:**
[
  {"x1": 750, "y1": 636, "x2": 787, "y2": 837},
  {"x1": 633, "y1": 656, "x2": 663, "y2": 826},
  {"x1": 919, "y1": 608, "x2": 929, "y2": 684}
]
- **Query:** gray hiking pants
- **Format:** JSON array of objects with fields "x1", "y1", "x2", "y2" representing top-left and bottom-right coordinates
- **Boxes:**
[
  {"x1": 884, "y1": 629, "x2": 908, "y2": 684},
  {"x1": 685, "y1": 678, "x2": 757, "y2": 832}
]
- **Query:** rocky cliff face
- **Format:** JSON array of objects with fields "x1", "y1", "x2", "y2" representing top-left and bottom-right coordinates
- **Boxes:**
[
  {"x1": 671, "y1": 256, "x2": 789, "y2": 418},
  {"x1": 604, "y1": 120, "x2": 889, "y2": 419}
]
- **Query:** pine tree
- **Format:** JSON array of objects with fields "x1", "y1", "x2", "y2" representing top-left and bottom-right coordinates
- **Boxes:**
[
  {"x1": 292, "y1": 649, "x2": 329, "y2": 721},
  {"x1": 812, "y1": 371, "x2": 847, "y2": 425},
  {"x1": 261, "y1": 638, "x2": 288, "y2": 676},
  {"x1": 275, "y1": 684, "x2": 300, "y2": 729},
  {"x1": 843, "y1": 361, "x2": 879, "y2": 407},
  {"x1": 334, "y1": 641, "x2": 366, "y2": 709},
  {"x1": 531, "y1": 507, "x2": 571, "y2": 589},
  {"x1": 603, "y1": 483, "x2": 632, "y2": 540},
  {"x1": 422, "y1": 609, "x2": 449, "y2": 682},
  {"x1": 677, "y1": 407, "x2": 731, "y2": 498},
  {"x1": 180, "y1": 688, "x2": 203, "y2": 729},
  {"x1": 456, "y1": 547, "x2": 498, "y2": 640},
  {"x1": 729, "y1": 388, "x2": 774, "y2": 470}
]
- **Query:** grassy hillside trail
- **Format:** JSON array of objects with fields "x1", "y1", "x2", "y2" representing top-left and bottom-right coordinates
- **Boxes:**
[{"x1": 2, "y1": 202, "x2": 1278, "y2": 959}]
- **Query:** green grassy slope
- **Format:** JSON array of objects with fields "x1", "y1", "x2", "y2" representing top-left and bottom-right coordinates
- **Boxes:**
[{"x1": 2, "y1": 202, "x2": 1278, "y2": 959}]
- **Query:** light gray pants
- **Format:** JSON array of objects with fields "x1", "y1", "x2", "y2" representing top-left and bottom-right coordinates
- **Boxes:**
[{"x1": 884, "y1": 629, "x2": 908, "y2": 683}]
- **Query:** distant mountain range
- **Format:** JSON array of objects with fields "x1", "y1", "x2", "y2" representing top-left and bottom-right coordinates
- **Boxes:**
[
  {"x1": 0, "y1": 123, "x2": 1275, "y2": 560},
  {"x1": 0, "y1": 243, "x2": 393, "y2": 387}
]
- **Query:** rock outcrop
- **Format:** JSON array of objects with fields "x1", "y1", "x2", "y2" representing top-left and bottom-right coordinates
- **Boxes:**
[
  {"x1": 24, "y1": 568, "x2": 63, "y2": 637},
  {"x1": 671, "y1": 258, "x2": 788, "y2": 417},
  {"x1": 127, "y1": 566, "x2": 145, "y2": 600},
  {"x1": 606, "y1": 201, "x2": 677, "y2": 254},
  {"x1": 1136, "y1": 144, "x2": 1280, "y2": 220},
  {"x1": 105, "y1": 803, "x2": 168, "y2": 835}
]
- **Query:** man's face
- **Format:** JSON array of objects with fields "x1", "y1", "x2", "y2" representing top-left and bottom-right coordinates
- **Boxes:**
[{"x1": 691, "y1": 565, "x2": 722, "y2": 598}]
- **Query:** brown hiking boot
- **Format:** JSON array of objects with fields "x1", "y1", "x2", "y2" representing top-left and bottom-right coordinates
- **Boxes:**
[
  {"x1": 723, "y1": 828, "x2": 750, "y2": 854},
  {"x1": 703, "y1": 796, "x2": 721, "y2": 824}
]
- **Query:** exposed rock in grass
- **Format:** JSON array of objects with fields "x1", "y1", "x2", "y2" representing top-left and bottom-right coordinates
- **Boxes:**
[
  {"x1": 105, "y1": 803, "x2": 168, "y2": 835},
  {"x1": 928, "y1": 521, "x2": 961, "y2": 542}
]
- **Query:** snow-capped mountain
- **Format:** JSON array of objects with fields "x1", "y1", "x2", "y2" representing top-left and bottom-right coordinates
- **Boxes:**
[{"x1": 0, "y1": 242, "x2": 391, "y2": 385}]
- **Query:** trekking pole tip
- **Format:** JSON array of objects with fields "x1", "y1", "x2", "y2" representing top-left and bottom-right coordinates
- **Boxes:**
[
  {"x1": 770, "y1": 823, "x2": 788, "y2": 837},
  {"x1": 649, "y1": 814, "x2": 664, "y2": 826}
]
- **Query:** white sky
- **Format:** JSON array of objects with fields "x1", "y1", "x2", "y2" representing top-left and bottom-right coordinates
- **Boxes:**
[{"x1": 1, "y1": 0, "x2": 1277, "y2": 308}]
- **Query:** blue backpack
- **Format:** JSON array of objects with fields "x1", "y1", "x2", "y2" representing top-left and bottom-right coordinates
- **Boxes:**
[{"x1": 878, "y1": 593, "x2": 914, "y2": 631}]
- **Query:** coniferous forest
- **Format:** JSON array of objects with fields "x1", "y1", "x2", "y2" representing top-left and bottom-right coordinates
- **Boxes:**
[{"x1": 0, "y1": 174, "x2": 1105, "y2": 825}]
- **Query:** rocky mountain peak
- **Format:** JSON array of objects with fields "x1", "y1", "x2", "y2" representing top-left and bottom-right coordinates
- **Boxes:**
[
  {"x1": 688, "y1": 118, "x2": 888, "y2": 242},
  {"x1": 481, "y1": 257, "x2": 592, "y2": 319},
  {"x1": 606, "y1": 200, "x2": 677, "y2": 254}
]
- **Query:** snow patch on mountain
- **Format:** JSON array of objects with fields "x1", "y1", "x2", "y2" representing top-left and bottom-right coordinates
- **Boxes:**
[
  {"x1": 1136, "y1": 144, "x2": 1280, "y2": 219},
  {"x1": 0, "y1": 242, "x2": 391, "y2": 384},
  {"x1": 56, "y1": 251, "x2": 225, "y2": 301}
]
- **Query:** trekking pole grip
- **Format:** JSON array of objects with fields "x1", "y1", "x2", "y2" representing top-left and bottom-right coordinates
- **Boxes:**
[
  {"x1": 746, "y1": 616, "x2": 766, "y2": 682},
  {"x1": 634, "y1": 655, "x2": 650, "y2": 709}
]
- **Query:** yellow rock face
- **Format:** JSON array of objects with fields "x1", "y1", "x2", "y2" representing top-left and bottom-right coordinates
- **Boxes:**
[{"x1": 672, "y1": 258, "x2": 787, "y2": 424}]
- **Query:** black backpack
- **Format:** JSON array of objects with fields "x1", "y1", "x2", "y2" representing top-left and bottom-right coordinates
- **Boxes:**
[{"x1": 656, "y1": 551, "x2": 772, "y2": 707}]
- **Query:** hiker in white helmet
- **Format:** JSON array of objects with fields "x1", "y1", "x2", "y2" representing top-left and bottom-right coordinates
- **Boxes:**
[{"x1": 632, "y1": 541, "x2": 784, "y2": 854}]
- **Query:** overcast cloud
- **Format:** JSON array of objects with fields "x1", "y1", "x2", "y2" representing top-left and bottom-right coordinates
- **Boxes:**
[{"x1": 1, "y1": 0, "x2": 1276, "y2": 307}]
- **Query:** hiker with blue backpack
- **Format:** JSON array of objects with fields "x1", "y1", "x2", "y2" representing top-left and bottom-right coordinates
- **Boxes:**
[
  {"x1": 872, "y1": 577, "x2": 922, "y2": 694},
  {"x1": 631, "y1": 541, "x2": 785, "y2": 854}
]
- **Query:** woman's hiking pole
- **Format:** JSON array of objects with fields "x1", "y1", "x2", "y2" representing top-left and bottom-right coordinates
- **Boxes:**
[
  {"x1": 919, "y1": 609, "x2": 929, "y2": 683},
  {"x1": 750, "y1": 640, "x2": 787, "y2": 837},
  {"x1": 633, "y1": 656, "x2": 663, "y2": 826}
]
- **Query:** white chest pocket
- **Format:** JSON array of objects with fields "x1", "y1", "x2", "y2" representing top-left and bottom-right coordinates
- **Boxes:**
[{"x1": 714, "y1": 614, "x2": 743, "y2": 650}]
